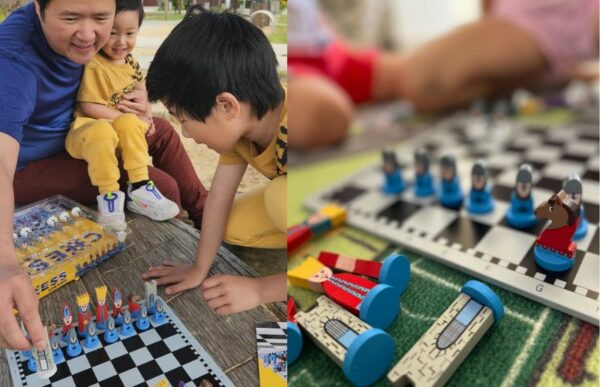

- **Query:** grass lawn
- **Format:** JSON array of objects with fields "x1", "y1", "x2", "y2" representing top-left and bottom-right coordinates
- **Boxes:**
[
  {"x1": 269, "y1": 13, "x2": 287, "y2": 44},
  {"x1": 144, "y1": 11, "x2": 185, "y2": 21}
]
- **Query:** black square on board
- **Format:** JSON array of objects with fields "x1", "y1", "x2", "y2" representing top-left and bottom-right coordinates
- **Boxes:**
[
  {"x1": 172, "y1": 346, "x2": 198, "y2": 365},
  {"x1": 86, "y1": 348, "x2": 109, "y2": 367},
  {"x1": 122, "y1": 335, "x2": 145, "y2": 353},
  {"x1": 147, "y1": 341, "x2": 171, "y2": 359},
  {"x1": 583, "y1": 203, "x2": 599, "y2": 225},
  {"x1": 377, "y1": 200, "x2": 421, "y2": 223},
  {"x1": 582, "y1": 170, "x2": 599, "y2": 181},
  {"x1": 138, "y1": 360, "x2": 163, "y2": 380},
  {"x1": 194, "y1": 374, "x2": 222, "y2": 387},
  {"x1": 72, "y1": 368, "x2": 98, "y2": 386},
  {"x1": 492, "y1": 185, "x2": 513, "y2": 202},
  {"x1": 536, "y1": 177, "x2": 563, "y2": 192},
  {"x1": 112, "y1": 354, "x2": 136, "y2": 373},
  {"x1": 589, "y1": 228, "x2": 599, "y2": 255},
  {"x1": 48, "y1": 362, "x2": 71, "y2": 383},
  {"x1": 324, "y1": 185, "x2": 366, "y2": 205},
  {"x1": 99, "y1": 375, "x2": 125, "y2": 387},
  {"x1": 155, "y1": 322, "x2": 178, "y2": 339},
  {"x1": 435, "y1": 217, "x2": 491, "y2": 250},
  {"x1": 166, "y1": 367, "x2": 192, "y2": 386}
]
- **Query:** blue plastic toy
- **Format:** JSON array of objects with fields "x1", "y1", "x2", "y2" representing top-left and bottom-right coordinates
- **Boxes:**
[
  {"x1": 534, "y1": 245, "x2": 575, "y2": 272},
  {"x1": 359, "y1": 284, "x2": 401, "y2": 330},
  {"x1": 461, "y1": 280, "x2": 504, "y2": 323},
  {"x1": 84, "y1": 321, "x2": 100, "y2": 350},
  {"x1": 382, "y1": 150, "x2": 406, "y2": 194},
  {"x1": 414, "y1": 149, "x2": 435, "y2": 197},
  {"x1": 120, "y1": 310, "x2": 135, "y2": 337},
  {"x1": 343, "y1": 328, "x2": 395, "y2": 386},
  {"x1": 378, "y1": 253, "x2": 411, "y2": 295},
  {"x1": 66, "y1": 329, "x2": 82, "y2": 357},
  {"x1": 573, "y1": 205, "x2": 588, "y2": 240},
  {"x1": 152, "y1": 300, "x2": 167, "y2": 325},
  {"x1": 506, "y1": 192, "x2": 537, "y2": 229},
  {"x1": 287, "y1": 321, "x2": 303, "y2": 365},
  {"x1": 466, "y1": 160, "x2": 494, "y2": 214},
  {"x1": 135, "y1": 306, "x2": 151, "y2": 331},
  {"x1": 104, "y1": 317, "x2": 119, "y2": 344}
]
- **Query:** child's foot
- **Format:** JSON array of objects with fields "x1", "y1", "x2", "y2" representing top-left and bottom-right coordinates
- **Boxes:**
[
  {"x1": 97, "y1": 191, "x2": 127, "y2": 231},
  {"x1": 126, "y1": 181, "x2": 180, "y2": 221}
]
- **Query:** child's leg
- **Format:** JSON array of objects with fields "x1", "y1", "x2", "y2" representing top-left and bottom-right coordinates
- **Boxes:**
[
  {"x1": 396, "y1": 18, "x2": 547, "y2": 111},
  {"x1": 111, "y1": 114, "x2": 150, "y2": 183},
  {"x1": 112, "y1": 113, "x2": 180, "y2": 221},
  {"x1": 223, "y1": 175, "x2": 286, "y2": 249},
  {"x1": 289, "y1": 75, "x2": 353, "y2": 150},
  {"x1": 65, "y1": 119, "x2": 120, "y2": 194}
]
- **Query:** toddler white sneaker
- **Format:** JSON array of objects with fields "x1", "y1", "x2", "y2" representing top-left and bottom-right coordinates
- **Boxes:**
[{"x1": 127, "y1": 181, "x2": 180, "y2": 221}]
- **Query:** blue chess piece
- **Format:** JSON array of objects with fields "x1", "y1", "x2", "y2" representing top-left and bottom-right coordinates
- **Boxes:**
[
  {"x1": 120, "y1": 310, "x2": 135, "y2": 337},
  {"x1": 27, "y1": 355, "x2": 37, "y2": 372},
  {"x1": 563, "y1": 175, "x2": 588, "y2": 240},
  {"x1": 506, "y1": 164, "x2": 537, "y2": 229},
  {"x1": 152, "y1": 299, "x2": 166, "y2": 325},
  {"x1": 104, "y1": 317, "x2": 119, "y2": 344},
  {"x1": 21, "y1": 348, "x2": 31, "y2": 360},
  {"x1": 135, "y1": 305, "x2": 150, "y2": 331},
  {"x1": 414, "y1": 149, "x2": 435, "y2": 197},
  {"x1": 51, "y1": 337, "x2": 65, "y2": 364},
  {"x1": 466, "y1": 160, "x2": 494, "y2": 214},
  {"x1": 382, "y1": 150, "x2": 406, "y2": 194},
  {"x1": 439, "y1": 155, "x2": 463, "y2": 209},
  {"x1": 84, "y1": 321, "x2": 100, "y2": 350},
  {"x1": 147, "y1": 294, "x2": 156, "y2": 315},
  {"x1": 574, "y1": 205, "x2": 589, "y2": 240},
  {"x1": 66, "y1": 329, "x2": 82, "y2": 357}
]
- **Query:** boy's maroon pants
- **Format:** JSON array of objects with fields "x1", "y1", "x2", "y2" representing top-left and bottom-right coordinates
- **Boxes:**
[{"x1": 13, "y1": 117, "x2": 207, "y2": 229}]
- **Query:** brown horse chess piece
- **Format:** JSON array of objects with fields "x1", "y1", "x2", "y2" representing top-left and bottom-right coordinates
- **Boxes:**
[{"x1": 533, "y1": 190, "x2": 580, "y2": 272}]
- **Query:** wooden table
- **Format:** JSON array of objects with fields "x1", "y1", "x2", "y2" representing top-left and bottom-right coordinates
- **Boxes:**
[{"x1": 0, "y1": 213, "x2": 286, "y2": 386}]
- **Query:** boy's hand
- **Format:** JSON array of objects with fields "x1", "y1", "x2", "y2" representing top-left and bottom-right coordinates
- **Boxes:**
[
  {"x1": 142, "y1": 261, "x2": 206, "y2": 295},
  {"x1": 116, "y1": 89, "x2": 150, "y2": 116},
  {"x1": 0, "y1": 263, "x2": 46, "y2": 351},
  {"x1": 200, "y1": 274, "x2": 263, "y2": 316}
]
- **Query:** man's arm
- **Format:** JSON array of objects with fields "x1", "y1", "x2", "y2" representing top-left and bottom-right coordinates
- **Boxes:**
[{"x1": 0, "y1": 133, "x2": 46, "y2": 350}]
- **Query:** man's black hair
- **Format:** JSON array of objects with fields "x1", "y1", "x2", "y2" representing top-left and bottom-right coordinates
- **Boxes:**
[
  {"x1": 116, "y1": 0, "x2": 145, "y2": 26},
  {"x1": 146, "y1": 11, "x2": 284, "y2": 121},
  {"x1": 35, "y1": 0, "x2": 51, "y2": 16}
]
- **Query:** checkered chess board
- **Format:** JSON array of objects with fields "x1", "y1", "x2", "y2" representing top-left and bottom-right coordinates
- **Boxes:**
[
  {"x1": 304, "y1": 117, "x2": 600, "y2": 325},
  {"x1": 6, "y1": 297, "x2": 234, "y2": 387},
  {"x1": 256, "y1": 322, "x2": 287, "y2": 382}
]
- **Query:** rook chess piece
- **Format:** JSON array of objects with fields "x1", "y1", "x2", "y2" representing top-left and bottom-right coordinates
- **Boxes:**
[
  {"x1": 104, "y1": 316, "x2": 119, "y2": 344},
  {"x1": 414, "y1": 149, "x2": 435, "y2": 197},
  {"x1": 534, "y1": 190, "x2": 579, "y2": 272},
  {"x1": 564, "y1": 175, "x2": 588, "y2": 240},
  {"x1": 135, "y1": 305, "x2": 151, "y2": 331},
  {"x1": 381, "y1": 150, "x2": 406, "y2": 194},
  {"x1": 439, "y1": 155, "x2": 463, "y2": 209},
  {"x1": 466, "y1": 160, "x2": 494, "y2": 214},
  {"x1": 506, "y1": 164, "x2": 537, "y2": 229}
]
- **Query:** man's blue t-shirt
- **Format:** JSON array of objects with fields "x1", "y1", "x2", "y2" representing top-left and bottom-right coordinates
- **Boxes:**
[{"x1": 0, "y1": 3, "x2": 83, "y2": 170}]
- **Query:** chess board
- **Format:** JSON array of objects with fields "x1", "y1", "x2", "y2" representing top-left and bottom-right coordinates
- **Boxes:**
[
  {"x1": 5, "y1": 297, "x2": 234, "y2": 387},
  {"x1": 256, "y1": 322, "x2": 287, "y2": 387},
  {"x1": 13, "y1": 195, "x2": 125, "y2": 299},
  {"x1": 304, "y1": 116, "x2": 600, "y2": 325}
]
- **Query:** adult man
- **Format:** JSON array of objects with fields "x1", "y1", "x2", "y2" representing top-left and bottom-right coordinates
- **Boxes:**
[{"x1": 0, "y1": 0, "x2": 207, "y2": 350}]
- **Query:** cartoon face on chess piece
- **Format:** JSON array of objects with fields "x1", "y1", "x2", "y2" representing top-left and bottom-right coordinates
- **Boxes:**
[
  {"x1": 440, "y1": 155, "x2": 456, "y2": 182},
  {"x1": 414, "y1": 149, "x2": 429, "y2": 176},
  {"x1": 63, "y1": 303, "x2": 73, "y2": 326},
  {"x1": 515, "y1": 164, "x2": 533, "y2": 199},
  {"x1": 289, "y1": 257, "x2": 401, "y2": 329},
  {"x1": 471, "y1": 160, "x2": 488, "y2": 191}
]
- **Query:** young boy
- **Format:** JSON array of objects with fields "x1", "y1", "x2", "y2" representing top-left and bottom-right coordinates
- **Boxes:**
[
  {"x1": 66, "y1": 0, "x2": 179, "y2": 231},
  {"x1": 142, "y1": 11, "x2": 287, "y2": 315}
]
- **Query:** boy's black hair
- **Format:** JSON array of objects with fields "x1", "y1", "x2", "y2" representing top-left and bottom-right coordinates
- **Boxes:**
[
  {"x1": 116, "y1": 0, "x2": 145, "y2": 26},
  {"x1": 146, "y1": 11, "x2": 284, "y2": 121}
]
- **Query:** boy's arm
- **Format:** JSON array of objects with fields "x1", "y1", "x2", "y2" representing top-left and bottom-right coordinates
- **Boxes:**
[
  {"x1": 78, "y1": 102, "x2": 122, "y2": 120},
  {"x1": 0, "y1": 133, "x2": 46, "y2": 351},
  {"x1": 193, "y1": 162, "x2": 248, "y2": 279}
]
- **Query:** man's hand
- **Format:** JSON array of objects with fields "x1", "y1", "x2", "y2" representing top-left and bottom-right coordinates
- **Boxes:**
[
  {"x1": 0, "y1": 263, "x2": 45, "y2": 351},
  {"x1": 142, "y1": 261, "x2": 207, "y2": 296}
]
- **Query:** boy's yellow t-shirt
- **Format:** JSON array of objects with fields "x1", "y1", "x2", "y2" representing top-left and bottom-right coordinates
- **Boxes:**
[
  {"x1": 218, "y1": 85, "x2": 288, "y2": 179},
  {"x1": 73, "y1": 53, "x2": 144, "y2": 125}
]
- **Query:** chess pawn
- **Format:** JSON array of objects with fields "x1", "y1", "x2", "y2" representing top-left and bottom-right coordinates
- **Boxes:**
[
  {"x1": 135, "y1": 305, "x2": 151, "y2": 331},
  {"x1": 152, "y1": 299, "x2": 167, "y2": 325},
  {"x1": 104, "y1": 317, "x2": 119, "y2": 344},
  {"x1": 413, "y1": 149, "x2": 435, "y2": 197},
  {"x1": 120, "y1": 310, "x2": 135, "y2": 337},
  {"x1": 66, "y1": 328, "x2": 82, "y2": 357},
  {"x1": 534, "y1": 190, "x2": 579, "y2": 272},
  {"x1": 51, "y1": 336, "x2": 65, "y2": 364},
  {"x1": 84, "y1": 321, "x2": 100, "y2": 350},
  {"x1": 439, "y1": 155, "x2": 463, "y2": 209},
  {"x1": 381, "y1": 149, "x2": 406, "y2": 194},
  {"x1": 563, "y1": 175, "x2": 588, "y2": 240},
  {"x1": 506, "y1": 164, "x2": 537, "y2": 229},
  {"x1": 466, "y1": 160, "x2": 494, "y2": 214}
]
